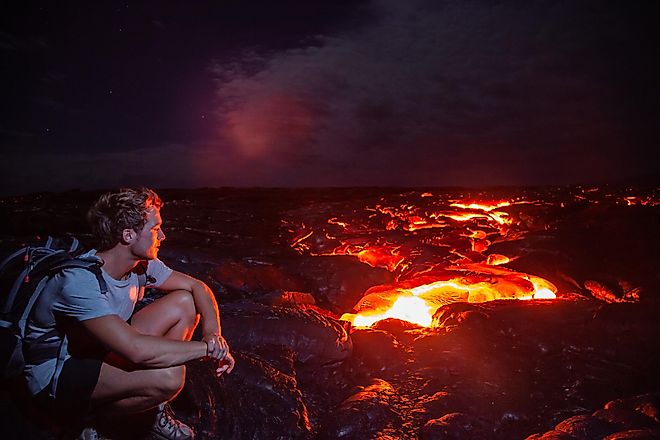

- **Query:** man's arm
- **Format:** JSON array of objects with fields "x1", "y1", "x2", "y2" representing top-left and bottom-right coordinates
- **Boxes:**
[{"x1": 82, "y1": 314, "x2": 208, "y2": 367}]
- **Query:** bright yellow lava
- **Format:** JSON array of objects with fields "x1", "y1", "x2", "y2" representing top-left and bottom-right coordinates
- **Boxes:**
[
  {"x1": 341, "y1": 274, "x2": 557, "y2": 328},
  {"x1": 351, "y1": 296, "x2": 434, "y2": 327},
  {"x1": 449, "y1": 201, "x2": 511, "y2": 211}
]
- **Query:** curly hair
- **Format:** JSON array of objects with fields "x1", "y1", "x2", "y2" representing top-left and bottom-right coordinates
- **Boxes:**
[{"x1": 87, "y1": 188, "x2": 163, "y2": 251}]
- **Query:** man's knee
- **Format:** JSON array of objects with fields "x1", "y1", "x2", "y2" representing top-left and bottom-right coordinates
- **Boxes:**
[{"x1": 169, "y1": 290, "x2": 198, "y2": 324}]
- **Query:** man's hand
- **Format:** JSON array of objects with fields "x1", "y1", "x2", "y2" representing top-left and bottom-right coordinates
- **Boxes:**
[
  {"x1": 202, "y1": 332, "x2": 234, "y2": 377},
  {"x1": 216, "y1": 351, "x2": 235, "y2": 377},
  {"x1": 202, "y1": 333, "x2": 229, "y2": 360}
]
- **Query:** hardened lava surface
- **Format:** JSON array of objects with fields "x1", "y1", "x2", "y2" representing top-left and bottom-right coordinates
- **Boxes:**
[{"x1": 1, "y1": 184, "x2": 659, "y2": 439}]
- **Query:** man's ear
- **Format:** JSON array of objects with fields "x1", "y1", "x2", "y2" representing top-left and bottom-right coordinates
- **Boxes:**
[{"x1": 122, "y1": 228, "x2": 135, "y2": 243}]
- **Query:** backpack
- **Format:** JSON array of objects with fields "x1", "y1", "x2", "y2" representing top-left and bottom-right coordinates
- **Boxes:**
[{"x1": 0, "y1": 235, "x2": 108, "y2": 396}]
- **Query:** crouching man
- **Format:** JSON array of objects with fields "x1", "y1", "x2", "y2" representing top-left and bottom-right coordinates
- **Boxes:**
[{"x1": 23, "y1": 188, "x2": 234, "y2": 440}]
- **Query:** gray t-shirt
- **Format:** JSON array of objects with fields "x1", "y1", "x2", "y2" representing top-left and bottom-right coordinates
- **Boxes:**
[{"x1": 24, "y1": 250, "x2": 173, "y2": 395}]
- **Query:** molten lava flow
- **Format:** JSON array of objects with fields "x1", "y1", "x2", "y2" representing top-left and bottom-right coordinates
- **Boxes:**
[
  {"x1": 356, "y1": 247, "x2": 405, "y2": 272},
  {"x1": 442, "y1": 213, "x2": 489, "y2": 222},
  {"x1": 622, "y1": 196, "x2": 659, "y2": 206},
  {"x1": 286, "y1": 195, "x2": 560, "y2": 329},
  {"x1": 350, "y1": 295, "x2": 434, "y2": 327},
  {"x1": 486, "y1": 254, "x2": 510, "y2": 265},
  {"x1": 340, "y1": 266, "x2": 557, "y2": 328},
  {"x1": 403, "y1": 215, "x2": 447, "y2": 231},
  {"x1": 328, "y1": 218, "x2": 349, "y2": 228},
  {"x1": 431, "y1": 210, "x2": 511, "y2": 226},
  {"x1": 487, "y1": 211, "x2": 512, "y2": 225},
  {"x1": 290, "y1": 230, "x2": 313, "y2": 253},
  {"x1": 449, "y1": 201, "x2": 511, "y2": 211}
]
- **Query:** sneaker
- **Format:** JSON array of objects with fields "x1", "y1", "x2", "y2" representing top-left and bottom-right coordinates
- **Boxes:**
[
  {"x1": 150, "y1": 403, "x2": 195, "y2": 440},
  {"x1": 76, "y1": 427, "x2": 100, "y2": 440}
]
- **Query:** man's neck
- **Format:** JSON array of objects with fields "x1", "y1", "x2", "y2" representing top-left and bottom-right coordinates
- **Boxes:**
[{"x1": 96, "y1": 247, "x2": 140, "y2": 280}]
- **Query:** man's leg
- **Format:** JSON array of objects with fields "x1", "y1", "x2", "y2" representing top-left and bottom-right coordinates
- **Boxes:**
[
  {"x1": 130, "y1": 289, "x2": 200, "y2": 341},
  {"x1": 89, "y1": 290, "x2": 199, "y2": 415}
]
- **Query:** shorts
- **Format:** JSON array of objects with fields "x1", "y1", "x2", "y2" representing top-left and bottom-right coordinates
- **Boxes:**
[{"x1": 35, "y1": 357, "x2": 103, "y2": 419}]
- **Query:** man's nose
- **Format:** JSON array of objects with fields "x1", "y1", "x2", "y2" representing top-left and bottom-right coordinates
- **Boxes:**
[{"x1": 158, "y1": 229, "x2": 166, "y2": 241}]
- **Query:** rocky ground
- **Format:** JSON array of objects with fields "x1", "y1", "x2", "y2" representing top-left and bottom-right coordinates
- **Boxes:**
[{"x1": 1, "y1": 185, "x2": 659, "y2": 439}]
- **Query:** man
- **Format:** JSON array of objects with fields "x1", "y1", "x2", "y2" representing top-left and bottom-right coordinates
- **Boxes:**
[{"x1": 24, "y1": 188, "x2": 234, "y2": 440}]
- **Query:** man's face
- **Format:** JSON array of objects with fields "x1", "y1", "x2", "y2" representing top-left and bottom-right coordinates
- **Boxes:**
[{"x1": 130, "y1": 207, "x2": 165, "y2": 260}]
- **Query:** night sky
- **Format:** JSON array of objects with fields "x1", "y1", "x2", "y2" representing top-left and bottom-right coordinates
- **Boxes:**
[{"x1": 2, "y1": 1, "x2": 658, "y2": 196}]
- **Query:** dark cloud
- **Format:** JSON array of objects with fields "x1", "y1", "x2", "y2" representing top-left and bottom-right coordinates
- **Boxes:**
[{"x1": 210, "y1": 0, "x2": 658, "y2": 186}]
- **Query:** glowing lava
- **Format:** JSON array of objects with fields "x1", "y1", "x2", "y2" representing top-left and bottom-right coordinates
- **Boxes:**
[
  {"x1": 449, "y1": 201, "x2": 511, "y2": 211},
  {"x1": 350, "y1": 295, "x2": 434, "y2": 327},
  {"x1": 340, "y1": 266, "x2": 557, "y2": 328},
  {"x1": 286, "y1": 195, "x2": 560, "y2": 329}
]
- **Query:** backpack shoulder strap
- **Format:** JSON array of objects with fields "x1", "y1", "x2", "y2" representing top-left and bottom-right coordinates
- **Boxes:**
[
  {"x1": 85, "y1": 263, "x2": 108, "y2": 296},
  {"x1": 48, "y1": 258, "x2": 108, "y2": 295}
]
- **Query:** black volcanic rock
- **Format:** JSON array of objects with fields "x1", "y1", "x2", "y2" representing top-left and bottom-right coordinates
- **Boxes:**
[
  {"x1": 349, "y1": 328, "x2": 408, "y2": 375},
  {"x1": 220, "y1": 301, "x2": 352, "y2": 366},
  {"x1": 527, "y1": 394, "x2": 660, "y2": 440},
  {"x1": 605, "y1": 394, "x2": 660, "y2": 423},
  {"x1": 553, "y1": 414, "x2": 618, "y2": 439},
  {"x1": 182, "y1": 352, "x2": 312, "y2": 439},
  {"x1": 420, "y1": 412, "x2": 495, "y2": 440},
  {"x1": 320, "y1": 378, "x2": 402, "y2": 439},
  {"x1": 287, "y1": 255, "x2": 395, "y2": 313},
  {"x1": 210, "y1": 259, "x2": 308, "y2": 297}
]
